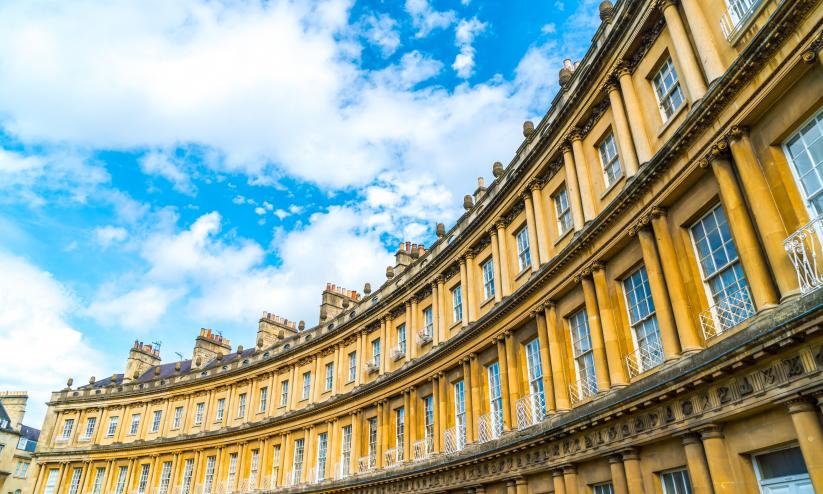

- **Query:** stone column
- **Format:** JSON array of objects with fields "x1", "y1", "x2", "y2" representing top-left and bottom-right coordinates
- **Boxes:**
[
  {"x1": 709, "y1": 146, "x2": 779, "y2": 309},
  {"x1": 459, "y1": 257, "x2": 470, "y2": 327},
  {"x1": 728, "y1": 127, "x2": 795, "y2": 296},
  {"x1": 462, "y1": 358, "x2": 475, "y2": 443},
  {"x1": 489, "y1": 229, "x2": 504, "y2": 303},
  {"x1": 465, "y1": 252, "x2": 477, "y2": 323},
  {"x1": 563, "y1": 464, "x2": 579, "y2": 494},
  {"x1": 569, "y1": 130, "x2": 596, "y2": 222},
  {"x1": 410, "y1": 298, "x2": 419, "y2": 359},
  {"x1": 609, "y1": 455, "x2": 629, "y2": 494},
  {"x1": 515, "y1": 477, "x2": 528, "y2": 494},
  {"x1": 523, "y1": 191, "x2": 541, "y2": 272},
  {"x1": 603, "y1": 78, "x2": 639, "y2": 176},
  {"x1": 613, "y1": 63, "x2": 653, "y2": 163},
  {"x1": 530, "y1": 179, "x2": 551, "y2": 263},
  {"x1": 408, "y1": 388, "x2": 417, "y2": 455},
  {"x1": 350, "y1": 411, "x2": 360, "y2": 475},
  {"x1": 470, "y1": 354, "x2": 482, "y2": 435},
  {"x1": 431, "y1": 281, "x2": 440, "y2": 346},
  {"x1": 438, "y1": 372, "x2": 448, "y2": 452},
  {"x1": 649, "y1": 207, "x2": 703, "y2": 352},
  {"x1": 496, "y1": 220, "x2": 512, "y2": 296},
  {"x1": 496, "y1": 337, "x2": 513, "y2": 431},
  {"x1": 658, "y1": 0, "x2": 707, "y2": 99},
  {"x1": 403, "y1": 391, "x2": 412, "y2": 462},
  {"x1": 359, "y1": 330, "x2": 368, "y2": 385},
  {"x1": 788, "y1": 399, "x2": 823, "y2": 493},
  {"x1": 505, "y1": 332, "x2": 521, "y2": 425},
  {"x1": 621, "y1": 448, "x2": 645, "y2": 494},
  {"x1": 436, "y1": 276, "x2": 447, "y2": 338},
  {"x1": 681, "y1": 433, "x2": 713, "y2": 494},
  {"x1": 552, "y1": 469, "x2": 567, "y2": 494},
  {"x1": 545, "y1": 302, "x2": 571, "y2": 410},
  {"x1": 699, "y1": 424, "x2": 739, "y2": 494},
  {"x1": 634, "y1": 225, "x2": 682, "y2": 360},
  {"x1": 591, "y1": 263, "x2": 629, "y2": 386},
  {"x1": 580, "y1": 274, "x2": 612, "y2": 392},
  {"x1": 432, "y1": 375, "x2": 441, "y2": 453},
  {"x1": 506, "y1": 479, "x2": 516, "y2": 494},
  {"x1": 562, "y1": 143, "x2": 586, "y2": 231},
  {"x1": 404, "y1": 302, "x2": 412, "y2": 363},
  {"x1": 534, "y1": 309, "x2": 556, "y2": 412},
  {"x1": 679, "y1": 0, "x2": 725, "y2": 82},
  {"x1": 289, "y1": 365, "x2": 298, "y2": 410}
]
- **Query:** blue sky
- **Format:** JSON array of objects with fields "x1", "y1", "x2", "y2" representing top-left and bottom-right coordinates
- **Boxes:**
[{"x1": 0, "y1": 0, "x2": 599, "y2": 425}]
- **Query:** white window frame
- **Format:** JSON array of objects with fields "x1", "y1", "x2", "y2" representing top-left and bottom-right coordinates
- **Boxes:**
[
  {"x1": 259, "y1": 386, "x2": 268, "y2": 413},
  {"x1": 150, "y1": 410, "x2": 162, "y2": 433},
  {"x1": 622, "y1": 265, "x2": 664, "y2": 372},
  {"x1": 128, "y1": 414, "x2": 140, "y2": 435},
  {"x1": 67, "y1": 467, "x2": 82, "y2": 494},
  {"x1": 395, "y1": 407, "x2": 405, "y2": 461},
  {"x1": 82, "y1": 416, "x2": 96, "y2": 440},
  {"x1": 660, "y1": 468, "x2": 692, "y2": 494},
  {"x1": 280, "y1": 380, "x2": 289, "y2": 407},
  {"x1": 569, "y1": 309, "x2": 597, "y2": 395},
  {"x1": 348, "y1": 352, "x2": 357, "y2": 382},
  {"x1": 136, "y1": 464, "x2": 150, "y2": 494},
  {"x1": 172, "y1": 407, "x2": 183, "y2": 429},
  {"x1": 106, "y1": 416, "x2": 119, "y2": 437},
  {"x1": 203, "y1": 456, "x2": 216, "y2": 494},
  {"x1": 451, "y1": 285, "x2": 463, "y2": 323},
  {"x1": 482, "y1": 258, "x2": 495, "y2": 300},
  {"x1": 194, "y1": 403, "x2": 204, "y2": 425},
  {"x1": 554, "y1": 186, "x2": 573, "y2": 235},
  {"x1": 487, "y1": 362, "x2": 504, "y2": 437},
  {"x1": 652, "y1": 57, "x2": 686, "y2": 121},
  {"x1": 158, "y1": 462, "x2": 172, "y2": 494},
  {"x1": 227, "y1": 453, "x2": 238, "y2": 487},
  {"x1": 293, "y1": 438, "x2": 305, "y2": 478},
  {"x1": 784, "y1": 108, "x2": 823, "y2": 217},
  {"x1": 92, "y1": 467, "x2": 106, "y2": 494},
  {"x1": 302, "y1": 371, "x2": 311, "y2": 400},
  {"x1": 423, "y1": 306, "x2": 434, "y2": 336},
  {"x1": 237, "y1": 392, "x2": 247, "y2": 418},
  {"x1": 114, "y1": 466, "x2": 128, "y2": 494},
  {"x1": 397, "y1": 324, "x2": 407, "y2": 354},
  {"x1": 316, "y1": 432, "x2": 328, "y2": 481},
  {"x1": 516, "y1": 226, "x2": 531, "y2": 272},
  {"x1": 325, "y1": 362, "x2": 334, "y2": 391},
  {"x1": 180, "y1": 459, "x2": 194, "y2": 494},
  {"x1": 61, "y1": 418, "x2": 74, "y2": 439},
  {"x1": 598, "y1": 131, "x2": 622, "y2": 188},
  {"x1": 216, "y1": 398, "x2": 225, "y2": 422},
  {"x1": 372, "y1": 338, "x2": 381, "y2": 365},
  {"x1": 453, "y1": 380, "x2": 466, "y2": 449},
  {"x1": 423, "y1": 395, "x2": 434, "y2": 454}
]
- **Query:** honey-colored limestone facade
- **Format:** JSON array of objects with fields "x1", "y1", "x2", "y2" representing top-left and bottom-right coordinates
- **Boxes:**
[{"x1": 33, "y1": 0, "x2": 823, "y2": 493}]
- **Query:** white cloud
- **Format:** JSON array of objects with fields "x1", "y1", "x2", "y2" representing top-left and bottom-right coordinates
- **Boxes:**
[
  {"x1": 452, "y1": 17, "x2": 487, "y2": 79},
  {"x1": 541, "y1": 23, "x2": 557, "y2": 34},
  {"x1": 405, "y1": 0, "x2": 456, "y2": 38},
  {"x1": 139, "y1": 151, "x2": 195, "y2": 195},
  {"x1": 94, "y1": 225, "x2": 128, "y2": 248},
  {"x1": 0, "y1": 251, "x2": 107, "y2": 426},
  {"x1": 372, "y1": 51, "x2": 443, "y2": 89},
  {"x1": 87, "y1": 285, "x2": 183, "y2": 330},
  {"x1": 362, "y1": 13, "x2": 400, "y2": 57},
  {"x1": 254, "y1": 206, "x2": 266, "y2": 215}
]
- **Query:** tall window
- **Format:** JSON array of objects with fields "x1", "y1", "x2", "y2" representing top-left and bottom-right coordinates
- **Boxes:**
[
  {"x1": 593, "y1": 483, "x2": 615, "y2": 494},
  {"x1": 14, "y1": 461, "x2": 29, "y2": 478},
  {"x1": 785, "y1": 109, "x2": 823, "y2": 215},
  {"x1": 302, "y1": 371, "x2": 311, "y2": 400},
  {"x1": 570, "y1": 309, "x2": 597, "y2": 397},
  {"x1": 237, "y1": 393, "x2": 247, "y2": 417},
  {"x1": 293, "y1": 438, "x2": 305, "y2": 478},
  {"x1": 397, "y1": 324, "x2": 407, "y2": 355},
  {"x1": 453, "y1": 380, "x2": 466, "y2": 448},
  {"x1": 316, "y1": 432, "x2": 328, "y2": 481},
  {"x1": 158, "y1": 462, "x2": 172, "y2": 494},
  {"x1": 554, "y1": 186, "x2": 573, "y2": 235},
  {"x1": 216, "y1": 398, "x2": 225, "y2": 422},
  {"x1": 203, "y1": 456, "x2": 216, "y2": 494},
  {"x1": 61, "y1": 418, "x2": 74, "y2": 439},
  {"x1": 114, "y1": 466, "x2": 128, "y2": 494},
  {"x1": 227, "y1": 453, "x2": 238, "y2": 487},
  {"x1": 82, "y1": 417, "x2": 96, "y2": 439},
  {"x1": 91, "y1": 467, "x2": 106, "y2": 494},
  {"x1": 173, "y1": 407, "x2": 183, "y2": 429},
  {"x1": 516, "y1": 227, "x2": 531, "y2": 271},
  {"x1": 395, "y1": 407, "x2": 405, "y2": 461},
  {"x1": 194, "y1": 403, "x2": 204, "y2": 425},
  {"x1": 372, "y1": 338, "x2": 381, "y2": 365},
  {"x1": 259, "y1": 387, "x2": 268, "y2": 412},
  {"x1": 348, "y1": 352, "x2": 357, "y2": 382},
  {"x1": 487, "y1": 362, "x2": 504, "y2": 437},
  {"x1": 136, "y1": 464, "x2": 150, "y2": 494},
  {"x1": 271, "y1": 445, "x2": 281, "y2": 480},
  {"x1": 106, "y1": 416, "x2": 119, "y2": 437},
  {"x1": 151, "y1": 410, "x2": 162, "y2": 433},
  {"x1": 525, "y1": 338, "x2": 546, "y2": 419},
  {"x1": 249, "y1": 449, "x2": 259, "y2": 487},
  {"x1": 661, "y1": 469, "x2": 693, "y2": 494},
  {"x1": 325, "y1": 362, "x2": 334, "y2": 391},
  {"x1": 452, "y1": 285, "x2": 463, "y2": 323},
  {"x1": 599, "y1": 131, "x2": 622, "y2": 187},
  {"x1": 43, "y1": 469, "x2": 59, "y2": 494},
  {"x1": 690, "y1": 205, "x2": 750, "y2": 313},
  {"x1": 653, "y1": 57, "x2": 685, "y2": 120},
  {"x1": 482, "y1": 258, "x2": 496, "y2": 300},
  {"x1": 128, "y1": 414, "x2": 140, "y2": 435},
  {"x1": 280, "y1": 381, "x2": 289, "y2": 407},
  {"x1": 67, "y1": 467, "x2": 82, "y2": 494},
  {"x1": 423, "y1": 306, "x2": 434, "y2": 336},
  {"x1": 367, "y1": 417, "x2": 378, "y2": 463},
  {"x1": 341, "y1": 425, "x2": 353, "y2": 477},
  {"x1": 423, "y1": 395, "x2": 434, "y2": 453},
  {"x1": 180, "y1": 459, "x2": 194, "y2": 494},
  {"x1": 623, "y1": 266, "x2": 664, "y2": 372}
]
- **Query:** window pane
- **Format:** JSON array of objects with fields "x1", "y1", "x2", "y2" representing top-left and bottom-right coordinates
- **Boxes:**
[{"x1": 757, "y1": 447, "x2": 808, "y2": 479}]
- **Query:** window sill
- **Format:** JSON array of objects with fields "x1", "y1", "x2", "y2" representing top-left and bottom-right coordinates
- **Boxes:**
[
  {"x1": 514, "y1": 266, "x2": 532, "y2": 282},
  {"x1": 480, "y1": 297, "x2": 495, "y2": 310},
  {"x1": 657, "y1": 103, "x2": 687, "y2": 137},
  {"x1": 600, "y1": 174, "x2": 624, "y2": 199},
  {"x1": 553, "y1": 227, "x2": 573, "y2": 246},
  {"x1": 449, "y1": 320, "x2": 462, "y2": 331}
]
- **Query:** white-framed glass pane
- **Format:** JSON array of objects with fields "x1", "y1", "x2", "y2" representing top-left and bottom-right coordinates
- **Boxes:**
[
  {"x1": 423, "y1": 306, "x2": 434, "y2": 335},
  {"x1": 317, "y1": 432, "x2": 328, "y2": 480},
  {"x1": 593, "y1": 483, "x2": 615, "y2": 494},
  {"x1": 302, "y1": 372, "x2": 311, "y2": 400},
  {"x1": 690, "y1": 205, "x2": 749, "y2": 306},
  {"x1": 397, "y1": 324, "x2": 407, "y2": 354},
  {"x1": 203, "y1": 456, "x2": 216, "y2": 494},
  {"x1": 661, "y1": 469, "x2": 692, "y2": 494},
  {"x1": 158, "y1": 462, "x2": 172, "y2": 494},
  {"x1": 280, "y1": 381, "x2": 289, "y2": 407},
  {"x1": 325, "y1": 362, "x2": 334, "y2": 390},
  {"x1": 569, "y1": 309, "x2": 597, "y2": 392},
  {"x1": 487, "y1": 362, "x2": 504, "y2": 436},
  {"x1": 91, "y1": 467, "x2": 106, "y2": 494},
  {"x1": 453, "y1": 380, "x2": 466, "y2": 447},
  {"x1": 653, "y1": 57, "x2": 685, "y2": 120},
  {"x1": 452, "y1": 285, "x2": 463, "y2": 322},
  {"x1": 554, "y1": 186, "x2": 573, "y2": 234},
  {"x1": 482, "y1": 259, "x2": 496, "y2": 300},
  {"x1": 623, "y1": 266, "x2": 664, "y2": 370},
  {"x1": 136, "y1": 464, "x2": 150, "y2": 494},
  {"x1": 516, "y1": 227, "x2": 531, "y2": 271},
  {"x1": 785, "y1": 109, "x2": 823, "y2": 215},
  {"x1": 599, "y1": 132, "x2": 622, "y2": 187}
]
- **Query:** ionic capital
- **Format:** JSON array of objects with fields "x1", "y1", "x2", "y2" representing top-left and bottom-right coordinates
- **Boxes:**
[
  {"x1": 566, "y1": 127, "x2": 583, "y2": 142},
  {"x1": 613, "y1": 59, "x2": 631, "y2": 78},
  {"x1": 528, "y1": 178, "x2": 544, "y2": 191},
  {"x1": 727, "y1": 125, "x2": 749, "y2": 142}
]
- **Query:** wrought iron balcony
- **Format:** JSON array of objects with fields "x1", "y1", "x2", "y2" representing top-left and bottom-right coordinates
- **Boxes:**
[
  {"x1": 417, "y1": 328, "x2": 433, "y2": 345},
  {"x1": 390, "y1": 344, "x2": 406, "y2": 361},
  {"x1": 358, "y1": 453, "x2": 376, "y2": 473},
  {"x1": 384, "y1": 447, "x2": 403, "y2": 467},
  {"x1": 625, "y1": 337, "x2": 665, "y2": 378},
  {"x1": 785, "y1": 215, "x2": 823, "y2": 295},
  {"x1": 365, "y1": 357, "x2": 380, "y2": 374},
  {"x1": 412, "y1": 436, "x2": 433, "y2": 460},
  {"x1": 699, "y1": 287, "x2": 756, "y2": 340},
  {"x1": 568, "y1": 373, "x2": 598, "y2": 406},
  {"x1": 443, "y1": 423, "x2": 467, "y2": 454},
  {"x1": 720, "y1": 0, "x2": 762, "y2": 40},
  {"x1": 332, "y1": 460, "x2": 350, "y2": 480},
  {"x1": 476, "y1": 411, "x2": 503, "y2": 444},
  {"x1": 515, "y1": 392, "x2": 547, "y2": 430}
]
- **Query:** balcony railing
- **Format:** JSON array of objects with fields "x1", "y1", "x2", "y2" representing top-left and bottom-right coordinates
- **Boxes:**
[
  {"x1": 417, "y1": 328, "x2": 433, "y2": 345},
  {"x1": 476, "y1": 411, "x2": 503, "y2": 444},
  {"x1": 412, "y1": 436, "x2": 433, "y2": 460},
  {"x1": 625, "y1": 337, "x2": 665, "y2": 378},
  {"x1": 283, "y1": 469, "x2": 302, "y2": 487},
  {"x1": 365, "y1": 357, "x2": 380, "y2": 374},
  {"x1": 699, "y1": 287, "x2": 756, "y2": 340},
  {"x1": 333, "y1": 460, "x2": 351, "y2": 480},
  {"x1": 568, "y1": 373, "x2": 598, "y2": 406},
  {"x1": 719, "y1": 0, "x2": 761, "y2": 40},
  {"x1": 259, "y1": 475, "x2": 277, "y2": 490},
  {"x1": 443, "y1": 423, "x2": 467, "y2": 454},
  {"x1": 785, "y1": 215, "x2": 823, "y2": 295},
  {"x1": 515, "y1": 392, "x2": 547, "y2": 430},
  {"x1": 305, "y1": 465, "x2": 325, "y2": 484},
  {"x1": 358, "y1": 453, "x2": 376, "y2": 473},
  {"x1": 390, "y1": 345, "x2": 406, "y2": 361},
  {"x1": 384, "y1": 447, "x2": 403, "y2": 467}
]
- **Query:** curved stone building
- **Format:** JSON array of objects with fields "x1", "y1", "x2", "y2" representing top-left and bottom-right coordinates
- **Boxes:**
[{"x1": 32, "y1": 0, "x2": 823, "y2": 493}]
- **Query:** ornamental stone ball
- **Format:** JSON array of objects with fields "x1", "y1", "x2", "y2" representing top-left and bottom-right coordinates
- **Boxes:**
[
  {"x1": 257, "y1": 338, "x2": 263, "y2": 348},
  {"x1": 89, "y1": 376, "x2": 96, "y2": 385},
  {"x1": 386, "y1": 266, "x2": 395, "y2": 279},
  {"x1": 133, "y1": 371, "x2": 139, "y2": 379},
  {"x1": 523, "y1": 121, "x2": 535, "y2": 138},
  {"x1": 237, "y1": 345, "x2": 244, "y2": 354},
  {"x1": 493, "y1": 161, "x2": 504, "y2": 178},
  {"x1": 342, "y1": 298, "x2": 350, "y2": 309},
  {"x1": 154, "y1": 366, "x2": 161, "y2": 376},
  {"x1": 320, "y1": 308, "x2": 328, "y2": 321},
  {"x1": 363, "y1": 283, "x2": 372, "y2": 295},
  {"x1": 216, "y1": 353, "x2": 223, "y2": 361},
  {"x1": 559, "y1": 67, "x2": 573, "y2": 87},
  {"x1": 175, "y1": 362, "x2": 182, "y2": 371},
  {"x1": 195, "y1": 356, "x2": 202, "y2": 367},
  {"x1": 66, "y1": 377, "x2": 73, "y2": 388},
  {"x1": 599, "y1": 0, "x2": 614, "y2": 21},
  {"x1": 436, "y1": 223, "x2": 446, "y2": 238},
  {"x1": 299, "y1": 320, "x2": 306, "y2": 330},
  {"x1": 463, "y1": 195, "x2": 474, "y2": 210}
]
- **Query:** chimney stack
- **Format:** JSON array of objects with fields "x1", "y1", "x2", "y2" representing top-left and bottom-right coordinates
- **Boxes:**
[
  {"x1": 124, "y1": 341, "x2": 162, "y2": 383},
  {"x1": 0, "y1": 392, "x2": 28, "y2": 430},
  {"x1": 258, "y1": 312, "x2": 299, "y2": 347},
  {"x1": 320, "y1": 283, "x2": 360, "y2": 323},
  {"x1": 192, "y1": 329, "x2": 231, "y2": 369}
]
